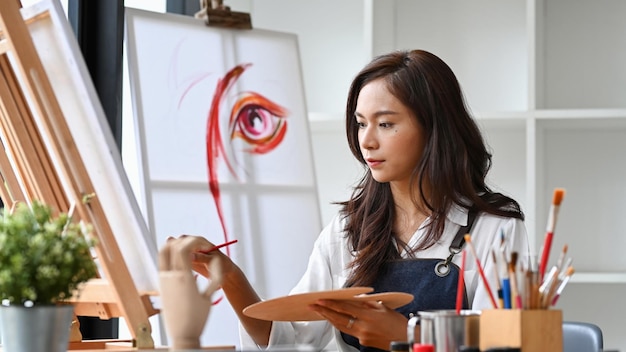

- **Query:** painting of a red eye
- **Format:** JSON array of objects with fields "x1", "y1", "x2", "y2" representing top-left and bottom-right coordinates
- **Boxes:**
[{"x1": 229, "y1": 92, "x2": 288, "y2": 154}]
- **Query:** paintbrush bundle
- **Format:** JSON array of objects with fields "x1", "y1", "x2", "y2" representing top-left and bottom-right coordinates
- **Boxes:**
[
  {"x1": 532, "y1": 246, "x2": 575, "y2": 309},
  {"x1": 491, "y1": 247, "x2": 574, "y2": 310},
  {"x1": 486, "y1": 188, "x2": 574, "y2": 310},
  {"x1": 478, "y1": 188, "x2": 571, "y2": 351},
  {"x1": 479, "y1": 264, "x2": 567, "y2": 349}
]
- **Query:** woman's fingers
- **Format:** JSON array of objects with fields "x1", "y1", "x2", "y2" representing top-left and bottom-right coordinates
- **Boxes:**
[
  {"x1": 309, "y1": 300, "x2": 365, "y2": 333},
  {"x1": 315, "y1": 299, "x2": 367, "y2": 317},
  {"x1": 311, "y1": 299, "x2": 407, "y2": 349}
]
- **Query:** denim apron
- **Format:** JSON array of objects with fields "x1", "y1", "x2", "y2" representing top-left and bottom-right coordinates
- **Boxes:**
[{"x1": 341, "y1": 209, "x2": 478, "y2": 352}]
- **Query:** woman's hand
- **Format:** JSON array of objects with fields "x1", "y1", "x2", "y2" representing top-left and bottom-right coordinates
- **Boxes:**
[
  {"x1": 164, "y1": 235, "x2": 236, "y2": 279},
  {"x1": 309, "y1": 299, "x2": 408, "y2": 350}
]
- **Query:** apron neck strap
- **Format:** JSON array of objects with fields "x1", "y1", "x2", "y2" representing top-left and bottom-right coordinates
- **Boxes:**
[{"x1": 445, "y1": 206, "x2": 478, "y2": 264}]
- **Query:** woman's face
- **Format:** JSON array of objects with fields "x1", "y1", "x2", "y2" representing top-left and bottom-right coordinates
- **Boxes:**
[{"x1": 355, "y1": 78, "x2": 426, "y2": 186}]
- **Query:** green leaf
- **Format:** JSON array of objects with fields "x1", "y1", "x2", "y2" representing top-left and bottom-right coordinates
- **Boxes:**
[{"x1": 0, "y1": 200, "x2": 98, "y2": 305}]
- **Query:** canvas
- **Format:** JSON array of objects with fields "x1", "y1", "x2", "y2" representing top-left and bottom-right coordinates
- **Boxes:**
[
  {"x1": 13, "y1": 0, "x2": 160, "y2": 294},
  {"x1": 124, "y1": 8, "x2": 322, "y2": 347}
]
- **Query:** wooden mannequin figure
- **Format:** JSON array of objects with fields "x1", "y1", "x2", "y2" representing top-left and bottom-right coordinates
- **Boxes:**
[{"x1": 158, "y1": 236, "x2": 223, "y2": 349}]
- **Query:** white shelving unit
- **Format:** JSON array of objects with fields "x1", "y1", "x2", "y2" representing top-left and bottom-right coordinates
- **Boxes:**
[
  {"x1": 233, "y1": 0, "x2": 626, "y2": 349},
  {"x1": 388, "y1": 1, "x2": 626, "y2": 349}
]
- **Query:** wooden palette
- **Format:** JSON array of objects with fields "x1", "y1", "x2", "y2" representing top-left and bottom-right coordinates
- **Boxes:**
[{"x1": 243, "y1": 287, "x2": 414, "y2": 321}]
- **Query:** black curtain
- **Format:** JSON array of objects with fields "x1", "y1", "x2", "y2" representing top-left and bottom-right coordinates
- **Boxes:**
[{"x1": 66, "y1": 0, "x2": 124, "y2": 339}]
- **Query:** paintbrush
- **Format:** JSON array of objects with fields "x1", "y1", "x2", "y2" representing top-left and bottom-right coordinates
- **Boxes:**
[
  {"x1": 542, "y1": 245, "x2": 570, "y2": 305},
  {"x1": 491, "y1": 249, "x2": 504, "y2": 309},
  {"x1": 508, "y1": 251, "x2": 522, "y2": 309},
  {"x1": 524, "y1": 266, "x2": 532, "y2": 309},
  {"x1": 559, "y1": 257, "x2": 573, "y2": 279},
  {"x1": 499, "y1": 248, "x2": 511, "y2": 309},
  {"x1": 539, "y1": 188, "x2": 565, "y2": 281},
  {"x1": 550, "y1": 266, "x2": 575, "y2": 306},
  {"x1": 539, "y1": 266, "x2": 559, "y2": 308},
  {"x1": 554, "y1": 244, "x2": 568, "y2": 274},
  {"x1": 464, "y1": 234, "x2": 498, "y2": 309},
  {"x1": 198, "y1": 239, "x2": 238, "y2": 254},
  {"x1": 543, "y1": 256, "x2": 573, "y2": 307},
  {"x1": 456, "y1": 250, "x2": 466, "y2": 314}
]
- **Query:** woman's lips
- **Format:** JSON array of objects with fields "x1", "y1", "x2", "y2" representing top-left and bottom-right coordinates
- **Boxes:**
[{"x1": 366, "y1": 159, "x2": 383, "y2": 167}]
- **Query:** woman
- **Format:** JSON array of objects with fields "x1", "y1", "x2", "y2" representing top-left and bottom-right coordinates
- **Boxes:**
[{"x1": 176, "y1": 49, "x2": 529, "y2": 351}]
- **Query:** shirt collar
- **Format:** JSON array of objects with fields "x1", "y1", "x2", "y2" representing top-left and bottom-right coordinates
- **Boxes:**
[{"x1": 447, "y1": 202, "x2": 471, "y2": 226}]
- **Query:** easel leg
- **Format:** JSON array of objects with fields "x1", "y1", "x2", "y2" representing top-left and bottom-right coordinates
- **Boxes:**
[{"x1": 70, "y1": 315, "x2": 83, "y2": 342}]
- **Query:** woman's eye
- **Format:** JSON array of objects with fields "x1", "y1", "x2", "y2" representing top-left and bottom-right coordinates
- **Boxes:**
[{"x1": 229, "y1": 92, "x2": 288, "y2": 154}]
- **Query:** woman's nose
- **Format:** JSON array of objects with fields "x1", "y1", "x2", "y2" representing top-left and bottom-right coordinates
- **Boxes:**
[{"x1": 359, "y1": 127, "x2": 378, "y2": 150}]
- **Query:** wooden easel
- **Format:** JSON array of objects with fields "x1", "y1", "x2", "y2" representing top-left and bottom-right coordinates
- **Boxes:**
[{"x1": 0, "y1": 1, "x2": 157, "y2": 349}]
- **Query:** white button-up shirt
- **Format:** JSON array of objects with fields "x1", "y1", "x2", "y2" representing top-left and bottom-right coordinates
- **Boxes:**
[{"x1": 240, "y1": 204, "x2": 529, "y2": 351}]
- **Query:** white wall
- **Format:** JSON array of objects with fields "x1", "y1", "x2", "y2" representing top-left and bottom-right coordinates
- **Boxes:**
[
  {"x1": 228, "y1": 0, "x2": 369, "y2": 116},
  {"x1": 224, "y1": 1, "x2": 371, "y2": 225},
  {"x1": 228, "y1": 2, "x2": 626, "y2": 351},
  {"x1": 43, "y1": 0, "x2": 621, "y2": 350}
]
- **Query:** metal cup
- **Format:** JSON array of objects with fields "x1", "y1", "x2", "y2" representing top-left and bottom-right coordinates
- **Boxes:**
[{"x1": 418, "y1": 309, "x2": 481, "y2": 352}]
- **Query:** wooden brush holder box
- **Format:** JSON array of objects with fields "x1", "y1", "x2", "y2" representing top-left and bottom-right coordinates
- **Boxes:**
[{"x1": 479, "y1": 309, "x2": 563, "y2": 351}]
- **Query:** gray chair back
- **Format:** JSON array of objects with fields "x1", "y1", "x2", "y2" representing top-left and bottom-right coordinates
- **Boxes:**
[{"x1": 563, "y1": 321, "x2": 603, "y2": 352}]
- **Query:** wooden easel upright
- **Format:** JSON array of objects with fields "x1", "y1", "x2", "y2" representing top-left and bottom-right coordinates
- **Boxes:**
[{"x1": 0, "y1": 1, "x2": 157, "y2": 349}]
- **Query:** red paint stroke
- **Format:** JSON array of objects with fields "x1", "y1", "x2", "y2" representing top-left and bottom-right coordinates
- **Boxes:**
[
  {"x1": 206, "y1": 64, "x2": 250, "y2": 256},
  {"x1": 206, "y1": 64, "x2": 290, "y2": 254},
  {"x1": 169, "y1": 40, "x2": 214, "y2": 110},
  {"x1": 200, "y1": 64, "x2": 290, "y2": 305}
]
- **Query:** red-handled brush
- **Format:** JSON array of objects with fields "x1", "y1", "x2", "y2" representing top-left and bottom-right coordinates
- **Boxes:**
[
  {"x1": 464, "y1": 234, "x2": 498, "y2": 309},
  {"x1": 539, "y1": 188, "x2": 565, "y2": 281},
  {"x1": 198, "y1": 239, "x2": 238, "y2": 254},
  {"x1": 456, "y1": 250, "x2": 466, "y2": 314}
]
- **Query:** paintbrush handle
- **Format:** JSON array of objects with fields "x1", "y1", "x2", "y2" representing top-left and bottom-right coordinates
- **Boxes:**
[
  {"x1": 502, "y1": 278, "x2": 511, "y2": 309},
  {"x1": 508, "y1": 270, "x2": 521, "y2": 309},
  {"x1": 515, "y1": 295, "x2": 523, "y2": 310},
  {"x1": 464, "y1": 234, "x2": 498, "y2": 308},
  {"x1": 539, "y1": 232, "x2": 554, "y2": 280},
  {"x1": 456, "y1": 251, "x2": 466, "y2": 314},
  {"x1": 476, "y1": 261, "x2": 498, "y2": 309},
  {"x1": 550, "y1": 277, "x2": 570, "y2": 306},
  {"x1": 491, "y1": 250, "x2": 504, "y2": 308},
  {"x1": 198, "y1": 239, "x2": 238, "y2": 254}
]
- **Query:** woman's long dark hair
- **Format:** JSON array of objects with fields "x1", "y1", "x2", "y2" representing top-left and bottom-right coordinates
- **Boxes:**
[{"x1": 340, "y1": 50, "x2": 524, "y2": 287}]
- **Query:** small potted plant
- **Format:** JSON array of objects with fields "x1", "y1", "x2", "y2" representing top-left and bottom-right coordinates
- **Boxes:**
[{"x1": 0, "y1": 200, "x2": 98, "y2": 352}]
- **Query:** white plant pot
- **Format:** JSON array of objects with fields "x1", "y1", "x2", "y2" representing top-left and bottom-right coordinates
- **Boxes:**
[{"x1": 0, "y1": 304, "x2": 74, "y2": 352}]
